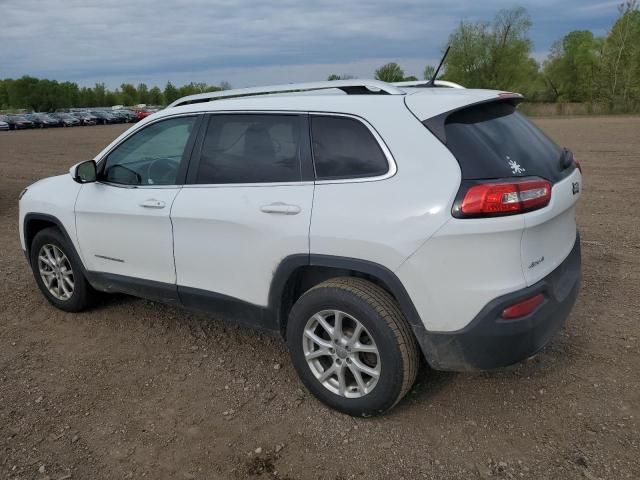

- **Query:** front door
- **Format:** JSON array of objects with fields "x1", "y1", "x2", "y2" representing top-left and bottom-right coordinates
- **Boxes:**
[{"x1": 75, "y1": 115, "x2": 199, "y2": 287}]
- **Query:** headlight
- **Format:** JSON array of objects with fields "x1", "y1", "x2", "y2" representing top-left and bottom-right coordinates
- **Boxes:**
[{"x1": 18, "y1": 188, "x2": 28, "y2": 200}]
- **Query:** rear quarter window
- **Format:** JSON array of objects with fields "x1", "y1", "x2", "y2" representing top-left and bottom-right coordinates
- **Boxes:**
[
  {"x1": 440, "y1": 102, "x2": 565, "y2": 182},
  {"x1": 311, "y1": 116, "x2": 389, "y2": 180}
]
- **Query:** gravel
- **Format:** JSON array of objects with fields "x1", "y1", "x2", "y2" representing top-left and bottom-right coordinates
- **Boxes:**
[{"x1": 0, "y1": 119, "x2": 639, "y2": 479}]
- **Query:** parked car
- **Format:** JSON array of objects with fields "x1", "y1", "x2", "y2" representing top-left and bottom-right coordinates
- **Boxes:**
[
  {"x1": 0, "y1": 119, "x2": 9, "y2": 131},
  {"x1": 18, "y1": 79, "x2": 582, "y2": 416},
  {"x1": 2, "y1": 114, "x2": 34, "y2": 130},
  {"x1": 90, "y1": 110, "x2": 119, "y2": 125},
  {"x1": 71, "y1": 111, "x2": 97, "y2": 126},
  {"x1": 112, "y1": 109, "x2": 138, "y2": 123},
  {"x1": 51, "y1": 113, "x2": 81, "y2": 127},
  {"x1": 108, "y1": 110, "x2": 129, "y2": 123},
  {"x1": 25, "y1": 113, "x2": 62, "y2": 128},
  {"x1": 134, "y1": 109, "x2": 155, "y2": 121}
]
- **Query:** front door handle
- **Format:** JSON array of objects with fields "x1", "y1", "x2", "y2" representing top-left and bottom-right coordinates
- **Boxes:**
[
  {"x1": 140, "y1": 199, "x2": 166, "y2": 209},
  {"x1": 260, "y1": 202, "x2": 301, "y2": 215}
]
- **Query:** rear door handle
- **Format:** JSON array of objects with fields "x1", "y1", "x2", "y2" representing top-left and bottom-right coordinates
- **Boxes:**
[
  {"x1": 260, "y1": 202, "x2": 301, "y2": 215},
  {"x1": 140, "y1": 199, "x2": 166, "y2": 209}
]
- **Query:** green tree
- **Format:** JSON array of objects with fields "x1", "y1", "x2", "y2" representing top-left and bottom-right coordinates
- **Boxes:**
[
  {"x1": 374, "y1": 63, "x2": 405, "y2": 82},
  {"x1": 163, "y1": 81, "x2": 179, "y2": 105},
  {"x1": 79, "y1": 87, "x2": 97, "y2": 107},
  {"x1": 105, "y1": 91, "x2": 118, "y2": 106},
  {"x1": 327, "y1": 74, "x2": 355, "y2": 81},
  {"x1": 137, "y1": 83, "x2": 150, "y2": 105},
  {"x1": 94, "y1": 83, "x2": 106, "y2": 106},
  {"x1": 600, "y1": 1, "x2": 640, "y2": 105},
  {"x1": 119, "y1": 83, "x2": 138, "y2": 105},
  {"x1": 0, "y1": 79, "x2": 9, "y2": 108},
  {"x1": 443, "y1": 7, "x2": 539, "y2": 94},
  {"x1": 8, "y1": 76, "x2": 40, "y2": 109},
  {"x1": 543, "y1": 31, "x2": 602, "y2": 101},
  {"x1": 423, "y1": 65, "x2": 435, "y2": 80},
  {"x1": 177, "y1": 82, "x2": 208, "y2": 98},
  {"x1": 57, "y1": 81, "x2": 79, "y2": 109},
  {"x1": 148, "y1": 86, "x2": 163, "y2": 105}
]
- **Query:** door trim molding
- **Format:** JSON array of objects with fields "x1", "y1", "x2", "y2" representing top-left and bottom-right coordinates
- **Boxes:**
[
  {"x1": 85, "y1": 271, "x2": 181, "y2": 305},
  {"x1": 84, "y1": 271, "x2": 276, "y2": 331}
]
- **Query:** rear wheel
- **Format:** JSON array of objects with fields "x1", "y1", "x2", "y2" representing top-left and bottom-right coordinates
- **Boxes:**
[
  {"x1": 30, "y1": 227, "x2": 95, "y2": 312},
  {"x1": 287, "y1": 277, "x2": 419, "y2": 416}
]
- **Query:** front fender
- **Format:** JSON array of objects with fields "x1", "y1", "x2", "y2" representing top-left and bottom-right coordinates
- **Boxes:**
[{"x1": 19, "y1": 174, "x2": 83, "y2": 260}]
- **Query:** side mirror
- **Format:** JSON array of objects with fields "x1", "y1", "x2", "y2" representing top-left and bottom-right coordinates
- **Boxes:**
[{"x1": 70, "y1": 160, "x2": 97, "y2": 183}]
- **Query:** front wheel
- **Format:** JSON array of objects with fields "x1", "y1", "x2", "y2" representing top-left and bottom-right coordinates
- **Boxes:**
[
  {"x1": 30, "y1": 227, "x2": 95, "y2": 312},
  {"x1": 287, "y1": 277, "x2": 419, "y2": 416}
]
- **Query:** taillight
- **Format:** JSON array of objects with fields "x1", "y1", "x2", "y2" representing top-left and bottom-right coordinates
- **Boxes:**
[
  {"x1": 501, "y1": 293, "x2": 545, "y2": 319},
  {"x1": 455, "y1": 177, "x2": 551, "y2": 218}
]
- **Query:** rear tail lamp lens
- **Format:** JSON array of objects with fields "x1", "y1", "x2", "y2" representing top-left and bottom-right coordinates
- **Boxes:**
[
  {"x1": 501, "y1": 293, "x2": 545, "y2": 319},
  {"x1": 458, "y1": 177, "x2": 551, "y2": 217}
]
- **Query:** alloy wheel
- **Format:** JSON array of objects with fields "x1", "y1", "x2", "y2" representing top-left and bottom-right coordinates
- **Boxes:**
[
  {"x1": 302, "y1": 310, "x2": 380, "y2": 398},
  {"x1": 37, "y1": 244, "x2": 74, "y2": 300}
]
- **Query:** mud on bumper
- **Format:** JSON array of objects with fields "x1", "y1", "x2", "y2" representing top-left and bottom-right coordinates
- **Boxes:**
[{"x1": 417, "y1": 234, "x2": 582, "y2": 371}]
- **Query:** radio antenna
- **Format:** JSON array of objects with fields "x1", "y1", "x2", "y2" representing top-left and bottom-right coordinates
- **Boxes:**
[{"x1": 425, "y1": 45, "x2": 451, "y2": 87}]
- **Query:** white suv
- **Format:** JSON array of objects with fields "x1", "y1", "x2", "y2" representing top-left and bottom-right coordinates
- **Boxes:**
[{"x1": 18, "y1": 79, "x2": 582, "y2": 416}]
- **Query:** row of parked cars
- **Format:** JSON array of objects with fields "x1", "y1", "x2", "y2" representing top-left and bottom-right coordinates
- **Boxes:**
[{"x1": 0, "y1": 109, "x2": 157, "y2": 131}]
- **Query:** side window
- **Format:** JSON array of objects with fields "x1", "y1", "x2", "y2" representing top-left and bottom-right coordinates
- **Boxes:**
[
  {"x1": 102, "y1": 116, "x2": 196, "y2": 185},
  {"x1": 195, "y1": 114, "x2": 303, "y2": 184},
  {"x1": 311, "y1": 116, "x2": 389, "y2": 180}
]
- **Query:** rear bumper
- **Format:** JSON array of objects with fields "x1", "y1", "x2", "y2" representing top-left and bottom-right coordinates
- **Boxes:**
[{"x1": 417, "y1": 233, "x2": 581, "y2": 371}]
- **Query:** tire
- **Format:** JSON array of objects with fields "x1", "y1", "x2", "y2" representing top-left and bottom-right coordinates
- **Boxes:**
[
  {"x1": 287, "y1": 277, "x2": 419, "y2": 416},
  {"x1": 30, "y1": 227, "x2": 95, "y2": 312}
]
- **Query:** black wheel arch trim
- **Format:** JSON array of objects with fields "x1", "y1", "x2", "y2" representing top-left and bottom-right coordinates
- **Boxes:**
[
  {"x1": 269, "y1": 253, "x2": 427, "y2": 342},
  {"x1": 22, "y1": 213, "x2": 90, "y2": 277}
]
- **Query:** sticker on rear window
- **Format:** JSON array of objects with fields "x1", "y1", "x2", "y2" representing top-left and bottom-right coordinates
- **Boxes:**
[{"x1": 507, "y1": 156, "x2": 526, "y2": 175}]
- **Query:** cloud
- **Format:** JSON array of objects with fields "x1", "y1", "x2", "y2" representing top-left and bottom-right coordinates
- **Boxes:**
[
  {"x1": 0, "y1": 0, "x2": 621, "y2": 88},
  {"x1": 577, "y1": 1, "x2": 621, "y2": 13}
]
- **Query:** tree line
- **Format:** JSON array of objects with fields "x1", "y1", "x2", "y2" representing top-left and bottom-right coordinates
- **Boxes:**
[
  {"x1": 0, "y1": 79, "x2": 230, "y2": 112},
  {"x1": 333, "y1": 1, "x2": 640, "y2": 111},
  {"x1": 1, "y1": 1, "x2": 638, "y2": 112}
]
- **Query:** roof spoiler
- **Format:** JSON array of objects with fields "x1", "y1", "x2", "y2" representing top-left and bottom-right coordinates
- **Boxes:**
[{"x1": 423, "y1": 94, "x2": 523, "y2": 144}]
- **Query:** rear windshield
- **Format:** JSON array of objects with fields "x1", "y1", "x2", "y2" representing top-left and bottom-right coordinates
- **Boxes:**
[{"x1": 441, "y1": 102, "x2": 564, "y2": 181}]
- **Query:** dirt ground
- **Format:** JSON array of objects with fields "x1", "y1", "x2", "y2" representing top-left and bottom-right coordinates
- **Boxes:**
[{"x1": 0, "y1": 117, "x2": 638, "y2": 480}]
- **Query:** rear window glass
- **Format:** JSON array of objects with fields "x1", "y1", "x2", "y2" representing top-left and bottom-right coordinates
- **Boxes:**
[
  {"x1": 311, "y1": 116, "x2": 388, "y2": 180},
  {"x1": 442, "y1": 102, "x2": 564, "y2": 181}
]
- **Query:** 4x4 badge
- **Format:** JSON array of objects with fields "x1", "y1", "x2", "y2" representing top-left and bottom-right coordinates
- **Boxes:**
[{"x1": 572, "y1": 182, "x2": 580, "y2": 195}]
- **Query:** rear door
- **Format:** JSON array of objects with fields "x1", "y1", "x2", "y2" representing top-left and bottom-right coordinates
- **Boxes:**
[
  {"x1": 418, "y1": 99, "x2": 582, "y2": 285},
  {"x1": 170, "y1": 113, "x2": 314, "y2": 322}
]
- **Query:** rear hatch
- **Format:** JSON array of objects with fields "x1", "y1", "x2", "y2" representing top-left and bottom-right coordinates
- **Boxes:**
[{"x1": 407, "y1": 95, "x2": 582, "y2": 286}]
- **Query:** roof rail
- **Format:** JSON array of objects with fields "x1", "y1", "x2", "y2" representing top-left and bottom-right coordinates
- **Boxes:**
[
  {"x1": 168, "y1": 79, "x2": 405, "y2": 108},
  {"x1": 392, "y1": 80, "x2": 465, "y2": 89}
]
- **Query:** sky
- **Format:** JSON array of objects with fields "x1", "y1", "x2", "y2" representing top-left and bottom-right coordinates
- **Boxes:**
[{"x1": 0, "y1": 0, "x2": 623, "y2": 89}]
